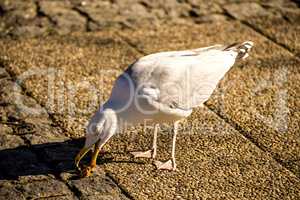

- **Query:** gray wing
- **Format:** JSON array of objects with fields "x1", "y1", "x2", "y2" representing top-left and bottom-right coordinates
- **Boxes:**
[{"x1": 122, "y1": 46, "x2": 238, "y2": 115}]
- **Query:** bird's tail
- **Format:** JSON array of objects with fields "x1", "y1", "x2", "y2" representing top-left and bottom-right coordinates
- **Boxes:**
[{"x1": 224, "y1": 41, "x2": 254, "y2": 59}]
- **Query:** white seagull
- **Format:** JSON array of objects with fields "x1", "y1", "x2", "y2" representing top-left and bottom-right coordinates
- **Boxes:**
[{"x1": 75, "y1": 41, "x2": 254, "y2": 177}]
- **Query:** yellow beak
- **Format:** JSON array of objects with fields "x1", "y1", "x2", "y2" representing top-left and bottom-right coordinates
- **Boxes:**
[{"x1": 74, "y1": 147, "x2": 91, "y2": 170}]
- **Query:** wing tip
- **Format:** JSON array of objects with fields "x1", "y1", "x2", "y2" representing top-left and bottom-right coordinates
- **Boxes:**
[
  {"x1": 242, "y1": 41, "x2": 254, "y2": 49},
  {"x1": 225, "y1": 40, "x2": 254, "y2": 59}
]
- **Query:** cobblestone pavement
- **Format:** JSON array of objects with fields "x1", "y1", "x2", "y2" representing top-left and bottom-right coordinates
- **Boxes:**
[{"x1": 0, "y1": 0, "x2": 300, "y2": 199}]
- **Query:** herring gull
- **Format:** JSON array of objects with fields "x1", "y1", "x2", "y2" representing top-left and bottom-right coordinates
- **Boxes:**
[{"x1": 75, "y1": 41, "x2": 254, "y2": 177}]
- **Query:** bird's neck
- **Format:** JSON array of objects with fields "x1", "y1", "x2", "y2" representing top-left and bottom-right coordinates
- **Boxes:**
[
  {"x1": 100, "y1": 103, "x2": 126, "y2": 133},
  {"x1": 101, "y1": 101, "x2": 136, "y2": 132},
  {"x1": 85, "y1": 107, "x2": 119, "y2": 148}
]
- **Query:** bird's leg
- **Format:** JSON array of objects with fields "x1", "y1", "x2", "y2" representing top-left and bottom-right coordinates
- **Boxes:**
[
  {"x1": 154, "y1": 121, "x2": 179, "y2": 171},
  {"x1": 80, "y1": 140, "x2": 101, "y2": 177},
  {"x1": 79, "y1": 126, "x2": 116, "y2": 177},
  {"x1": 131, "y1": 124, "x2": 159, "y2": 159}
]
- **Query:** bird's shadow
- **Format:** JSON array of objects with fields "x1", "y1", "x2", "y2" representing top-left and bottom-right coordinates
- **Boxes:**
[{"x1": 0, "y1": 138, "x2": 144, "y2": 180}]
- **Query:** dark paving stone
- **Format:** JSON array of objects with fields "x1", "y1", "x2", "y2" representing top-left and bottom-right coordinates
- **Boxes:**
[
  {"x1": 0, "y1": 102, "x2": 48, "y2": 124},
  {"x1": 0, "y1": 78, "x2": 22, "y2": 104},
  {"x1": 0, "y1": 124, "x2": 13, "y2": 135},
  {"x1": 187, "y1": 0, "x2": 223, "y2": 16},
  {"x1": 0, "y1": 134, "x2": 25, "y2": 150},
  {"x1": 18, "y1": 179, "x2": 72, "y2": 199},
  {"x1": 0, "y1": 148, "x2": 52, "y2": 180},
  {"x1": 39, "y1": 1, "x2": 87, "y2": 34},
  {"x1": 69, "y1": 170, "x2": 130, "y2": 200},
  {"x1": 0, "y1": 67, "x2": 9, "y2": 79},
  {"x1": 0, "y1": 78, "x2": 49, "y2": 123},
  {"x1": 280, "y1": 7, "x2": 300, "y2": 24},
  {"x1": 23, "y1": 125, "x2": 69, "y2": 145},
  {"x1": 224, "y1": 2, "x2": 275, "y2": 20},
  {"x1": 17, "y1": 174, "x2": 53, "y2": 184},
  {"x1": 0, "y1": 0, "x2": 37, "y2": 24},
  {"x1": 77, "y1": 0, "x2": 193, "y2": 30},
  {"x1": 24, "y1": 131, "x2": 68, "y2": 146},
  {"x1": 58, "y1": 163, "x2": 79, "y2": 181},
  {"x1": 0, "y1": 0, "x2": 37, "y2": 21},
  {"x1": 0, "y1": 0, "x2": 235, "y2": 37},
  {"x1": 262, "y1": 0, "x2": 298, "y2": 8},
  {"x1": 0, "y1": 0, "x2": 50, "y2": 37},
  {"x1": 38, "y1": 195, "x2": 78, "y2": 200},
  {"x1": 194, "y1": 14, "x2": 228, "y2": 24},
  {"x1": 76, "y1": 1, "x2": 122, "y2": 30},
  {"x1": 0, "y1": 183, "x2": 25, "y2": 200},
  {"x1": 41, "y1": 143, "x2": 80, "y2": 163}
]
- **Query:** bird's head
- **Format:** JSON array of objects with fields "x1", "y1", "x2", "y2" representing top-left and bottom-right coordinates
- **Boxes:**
[
  {"x1": 74, "y1": 108, "x2": 118, "y2": 171},
  {"x1": 85, "y1": 108, "x2": 118, "y2": 149}
]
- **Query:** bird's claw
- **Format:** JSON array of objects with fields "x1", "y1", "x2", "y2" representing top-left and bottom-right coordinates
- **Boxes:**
[
  {"x1": 80, "y1": 165, "x2": 95, "y2": 177},
  {"x1": 130, "y1": 150, "x2": 154, "y2": 158},
  {"x1": 75, "y1": 163, "x2": 84, "y2": 172},
  {"x1": 154, "y1": 160, "x2": 176, "y2": 171}
]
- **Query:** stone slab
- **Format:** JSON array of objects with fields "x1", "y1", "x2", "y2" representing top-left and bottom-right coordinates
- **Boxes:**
[
  {"x1": 69, "y1": 169, "x2": 130, "y2": 200},
  {"x1": 0, "y1": 134, "x2": 25, "y2": 150},
  {"x1": 0, "y1": 183, "x2": 25, "y2": 200},
  {"x1": 0, "y1": 148, "x2": 52, "y2": 179},
  {"x1": 19, "y1": 179, "x2": 72, "y2": 199}
]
